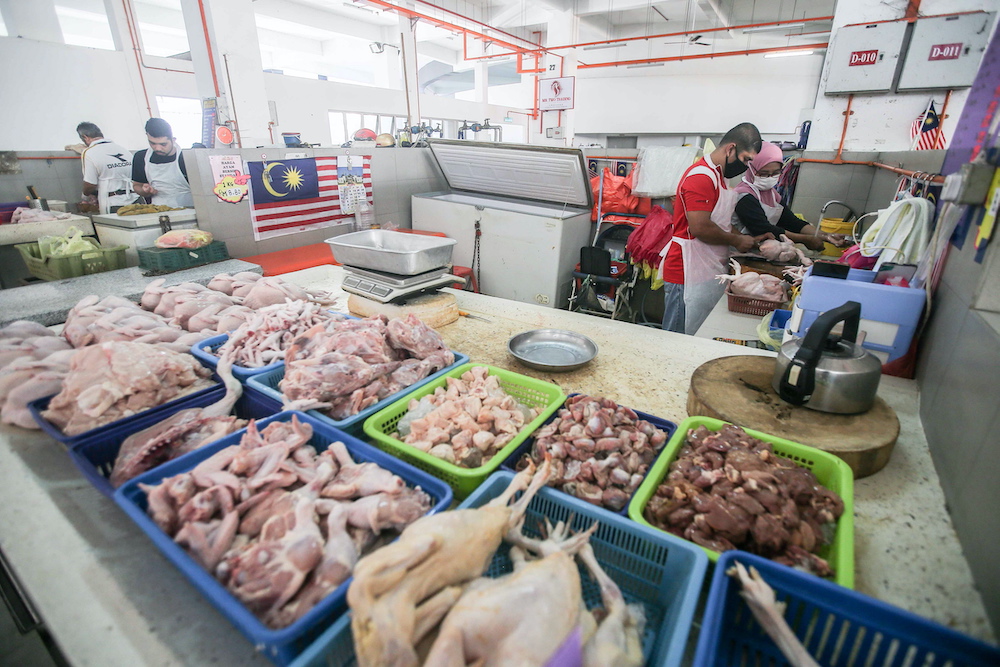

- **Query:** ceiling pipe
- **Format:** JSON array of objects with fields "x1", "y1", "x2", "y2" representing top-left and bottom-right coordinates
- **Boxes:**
[
  {"x1": 412, "y1": 0, "x2": 544, "y2": 49},
  {"x1": 578, "y1": 42, "x2": 829, "y2": 69}
]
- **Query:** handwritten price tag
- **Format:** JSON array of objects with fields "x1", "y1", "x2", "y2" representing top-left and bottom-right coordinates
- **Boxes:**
[{"x1": 213, "y1": 173, "x2": 250, "y2": 203}]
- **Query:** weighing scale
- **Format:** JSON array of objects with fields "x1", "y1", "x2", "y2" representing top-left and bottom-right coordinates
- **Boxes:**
[{"x1": 341, "y1": 265, "x2": 464, "y2": 303}]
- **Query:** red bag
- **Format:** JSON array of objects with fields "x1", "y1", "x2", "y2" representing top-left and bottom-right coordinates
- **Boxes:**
[
  {"x1": 837, "y1": 244, "x2": 878, "y2": 270},
  {"x1": 625, "y1": 205, "x2": 673, "y2": 267},
  {"x1": 590, "y1": 167, "x2": 640, "y2": 221}
]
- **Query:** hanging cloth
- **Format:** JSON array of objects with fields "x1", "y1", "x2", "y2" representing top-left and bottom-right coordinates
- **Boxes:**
[{"x1": 859, "y1": 195, "x2": 935, "y2": 271}]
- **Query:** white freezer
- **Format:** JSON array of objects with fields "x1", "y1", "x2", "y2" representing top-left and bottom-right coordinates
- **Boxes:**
[
  {"x1": 412, "y1": 140, "x2": 594, "y2": 309},
  {"x1": 92, "y1": 208, "x2": 198, "y2": 267}
]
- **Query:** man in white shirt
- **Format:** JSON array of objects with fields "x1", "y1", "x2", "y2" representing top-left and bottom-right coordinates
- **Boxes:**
[
  {"x1": 76, "y1": 122, "x2": 138, "y2": 214},
  {"x1": 131, "y1": 118, "x2": 194, "y2": 208}
]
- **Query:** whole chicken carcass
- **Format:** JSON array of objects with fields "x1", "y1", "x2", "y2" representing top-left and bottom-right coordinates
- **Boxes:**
[
  {"x1": 716, "y1": 259, "x2": 787, "y2": 302},
  {"x1": 759, "y1": 235, "x2": 813, "y2": 266},
  {"x1": 347, "y1": 461, "x2": 551, "y2": 667}
]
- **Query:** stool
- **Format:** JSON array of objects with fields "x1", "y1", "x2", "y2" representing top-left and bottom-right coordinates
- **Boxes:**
[{"x1": 451, "y1": 265, "x2": 479, "y2": 293}]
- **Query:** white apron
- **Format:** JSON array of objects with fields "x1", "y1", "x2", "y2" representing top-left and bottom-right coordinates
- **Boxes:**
[
  {"x1": 144, "y1": 150, "x2": 194, "y2": 208},
  {"x1": 660, "y1": 164, "x2": 739, "y2": 335}
]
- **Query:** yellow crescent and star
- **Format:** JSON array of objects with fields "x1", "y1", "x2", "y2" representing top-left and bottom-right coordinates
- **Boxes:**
[{"x1": 262, "y1": 162, "x2": 306, "y2": 198}]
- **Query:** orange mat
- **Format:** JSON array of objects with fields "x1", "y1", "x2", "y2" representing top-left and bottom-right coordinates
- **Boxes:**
[{"x1": 242, "y1": 243, "x2": 338, "y2": 277}]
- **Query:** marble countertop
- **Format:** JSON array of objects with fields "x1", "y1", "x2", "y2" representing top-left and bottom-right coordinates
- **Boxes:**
[
  {"x1": 0, "y1": 215, "x2": 95, "y2": 246},
  {"x1": 0, "y1": 264, "x2": 991, "y2": 666},
  {"x1": 0, "y1": 259, "x2": 261, "y2": 327}
]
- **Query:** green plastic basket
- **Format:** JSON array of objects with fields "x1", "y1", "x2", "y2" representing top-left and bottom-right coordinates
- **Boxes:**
[
  {"x1": 628, "y1": 415, "x2": 855, "y2": 588},
  {"x1": 138, "y1": 240, "x2": 230, "y2": 272},
  {"x1": 15, "y1": 238, "x2": 127, "y2": 281},
  {"x1": 363, "y1": 363, "x2": 565, "y2": 499}
]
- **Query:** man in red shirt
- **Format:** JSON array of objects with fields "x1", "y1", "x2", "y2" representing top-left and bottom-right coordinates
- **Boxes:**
[{"x1": 660, "y1": 123, "x2": 772, "y2": 334}]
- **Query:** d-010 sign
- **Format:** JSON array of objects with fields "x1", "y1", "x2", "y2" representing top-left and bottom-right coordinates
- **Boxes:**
[{"x1": 848, "y1": 49, "x2": 879, "y2": 66}]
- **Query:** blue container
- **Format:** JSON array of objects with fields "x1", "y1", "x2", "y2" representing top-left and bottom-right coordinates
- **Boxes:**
[
  {"x1": 499, "y1": 394, "x2": 677, "y2": 516},
  {"x1": 114, "y1": 410, "x2": 452, "y2": 666},
  {"x1": 68, "y1": 390, "x2": 277, "y2": 498},
  {"x1": 246, "y1": 351, "x2": 470, "y2": 435},
  {"x1": 290, "y1": 471, "x2": 707, "y2": 667},
  {"x1": 28, "y1": 378, "x2": 222, "y2": 449},
  {"x1": 695, "y1": 551, "x2": 1000, "y2": 667},
  {"x1": 793, "y1": 267, "x2": 925, "y2": 363},
  {"x1": 189, "y1": 333, "x2": 285, "y2": 380}
]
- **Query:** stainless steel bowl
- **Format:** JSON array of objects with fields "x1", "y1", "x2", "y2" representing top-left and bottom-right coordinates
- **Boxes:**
[
  {"x1": 325, "y1": 230, "x2": 456, "y2": 275},
  {"x1": 507, "y1": 329, "x2": 598, "y2": 372}
]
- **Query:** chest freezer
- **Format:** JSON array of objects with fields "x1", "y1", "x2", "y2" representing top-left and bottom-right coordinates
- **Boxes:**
[
  {"x1": 412, "y1": 139, "x2": 594, "y2": 309},
  {"x1": 92, "y1": 208, "x2": 198, "y2": 267}
]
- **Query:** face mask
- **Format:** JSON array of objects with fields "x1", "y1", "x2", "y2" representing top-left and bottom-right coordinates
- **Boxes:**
[
  {"x1": 724, "y1": 148, "x2": 748, "y2": 178},
  {"x1": 755, "y1": 175, "x2": 779, "y2": 190}
]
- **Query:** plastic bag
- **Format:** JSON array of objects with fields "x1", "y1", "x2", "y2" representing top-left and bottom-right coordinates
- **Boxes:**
[
  {"x1": 633, "y1": 146, "x2": 701, "y2": 197},
  {"x1": 590, "y1": 167, "x2": 639, "y2": 221},
  {"x1": 39, "y1": 227, "x2": 96, "y2": 258},
  {"x1": 155, "y1": 229, "x2": 214, "y2": 249}
]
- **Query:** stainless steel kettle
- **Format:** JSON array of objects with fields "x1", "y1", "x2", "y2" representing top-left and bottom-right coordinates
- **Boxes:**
[{"x1": 772, "y1": 301, "x2": 882, "y2": 414}]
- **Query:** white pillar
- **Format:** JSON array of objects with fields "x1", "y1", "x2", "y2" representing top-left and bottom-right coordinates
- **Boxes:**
[
  {"x1": 474, "y1": 60, "x2": 488, "y2": 104},
  {"x1": 180, "y1": 0, "x2": 272, "y2": 148},
  {"x1": 535, "y1": 9, "x2": 577, "y2": 146},
  {"x1": 0, "y1": 0, "x2": 63, "y2": 42}
]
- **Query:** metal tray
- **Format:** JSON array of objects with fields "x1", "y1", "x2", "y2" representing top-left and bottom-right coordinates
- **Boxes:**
[
  {"x1": 325, "y1": 230, "x2": 455, "y2": 275},
  {"x1": 507, "y1": 329, "x2": 598, "y2": 372}
]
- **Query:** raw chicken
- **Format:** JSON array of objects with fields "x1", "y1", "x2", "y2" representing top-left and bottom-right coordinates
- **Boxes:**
[
  {"x1": 41, "y1": 342, "x2": 215, "y2": 436},
  {"x1": 347, "y1": 461, "x2": 551, "y2": 667},
  {"x1": 0, "y1": 349, "x2": 75, "y2": 429},
  {"x1": 578, "y1": 543, "x2": 645, "y2": 667},
  {"x1": 141, "y1": 414, "x2": 430, "y2": 629},
  {"x1": 423, "y1": 519, "x2": 593, "y2": 667},
  {"x1": 716, "y1": 259, "x2": 787, "y2": 302},
  {"x1": 215, "y1": 301, "x2": 346, "y2": 368},
  {"x1": 242, "y1": 277, "x2": 335, "y2": 309},
  {"x1": 108, "y1": 358, "x2": 246, "y2": 487},
  {"x1": 759, "y1": 235, "x2": 813, "y2": 266},
  {"x1": 155, "y1": 229, "x2": 213, "y2": 249},
  {"x1": 62, "y1": 294, "x2": 208, "y2": 352}
]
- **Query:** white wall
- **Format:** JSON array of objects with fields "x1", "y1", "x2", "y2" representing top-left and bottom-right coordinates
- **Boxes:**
[{"x1": 808, "y1": 0, "x2": 999, "y2": 152}]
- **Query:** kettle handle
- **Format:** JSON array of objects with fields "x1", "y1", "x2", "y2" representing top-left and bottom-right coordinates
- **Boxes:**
[{"x1": 778, "y1": 301, "x2": 862, "y2": 405}]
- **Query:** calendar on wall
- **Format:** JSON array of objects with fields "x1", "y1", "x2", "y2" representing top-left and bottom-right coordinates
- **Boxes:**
[{"x1": 337, "y1": 155, "x2": 369, "y2": 214}]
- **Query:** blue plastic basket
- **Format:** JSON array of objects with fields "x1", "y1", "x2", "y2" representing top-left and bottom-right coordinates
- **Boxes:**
[
  {"x1": 114, "y1": 411, "x2": 453, "y2": 666},
  {"x1": 695, "y1": 551, "x2": 1000, "y2": 667},
  {"x1": 499, "y1": 395, "x2": 677, "y2": 516},
  {"x1": 27, "y1": 377, "x2": 222, "y2": 449},
  {"x1": 246, "y1": 351, "x2": 469, "y2": 435},
  {"x1": 68, "y1": 390, "x2": 277, "y2": 498},
  {"x1": 291, "y1": 471, "x2": 708, "y2": 667},
  {"x1": 190, "y1": 333, "x2": 285, "y2": 380}
]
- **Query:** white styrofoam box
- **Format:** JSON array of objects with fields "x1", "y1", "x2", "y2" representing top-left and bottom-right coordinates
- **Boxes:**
[
  {"x1": 896, "y1": 12, "x2": 995, "y2": 91},
  {"x1": 825, "y1": 21, "x2": 909, "y2": 95}
]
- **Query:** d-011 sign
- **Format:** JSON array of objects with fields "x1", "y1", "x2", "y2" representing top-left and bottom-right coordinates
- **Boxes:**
[{"x1": 928, "y1": 43, "x2": 962, "y2": 61}]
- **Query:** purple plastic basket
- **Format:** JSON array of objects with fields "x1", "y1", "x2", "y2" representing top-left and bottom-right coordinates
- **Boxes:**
[
  {"x1": 68, "y1": 390, "x2": 277, "y2": 498},
  {"x1": 114, "y1": 411, "x2": 453, "y2": 665},
  {"x1": 28, "y1": 377, "x2": 223, "y2": 449},
  {"x1": 499, "y1": 394, "x2": 677, "y2": 516}
]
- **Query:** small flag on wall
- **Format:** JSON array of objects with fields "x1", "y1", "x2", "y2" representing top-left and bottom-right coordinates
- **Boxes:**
[{"x1": 910, "y1": 101, "x2": 947, "y2": 151}]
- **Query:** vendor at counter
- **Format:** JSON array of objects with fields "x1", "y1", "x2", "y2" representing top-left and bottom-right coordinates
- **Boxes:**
[
  {"x1": 131, "y1": 118, "x2": 194, "y2": 208},
  {"x1": 732, "y1": 142, "x2": 851, "y2": 251},
  {"x1": 76, "y1": 121, "x2": 138, "y2": 214}
]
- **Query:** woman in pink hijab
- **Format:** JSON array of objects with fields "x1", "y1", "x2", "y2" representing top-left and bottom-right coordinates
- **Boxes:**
[{"x1": 732, "y1": 141, "x2": 849, "y2": 251}]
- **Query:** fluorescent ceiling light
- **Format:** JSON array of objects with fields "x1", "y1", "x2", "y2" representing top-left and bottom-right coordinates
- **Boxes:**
[
  {"x1": 583, "y1": 43, "x2": 621, "y2": 51},
  {"x1": 743, "y1": 22, "x2": 805, "y2": 34},
  {"x1": 626, "y1": 62, "x2": 665, "y2": 69},
  {"x1": 764, "y1": 49, "x2": 815, "y2": 58}
]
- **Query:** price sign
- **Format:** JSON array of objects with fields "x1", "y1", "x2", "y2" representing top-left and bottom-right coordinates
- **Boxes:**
[{"x1": 209, "y1": 154, "x2": 249, "y2": 203}]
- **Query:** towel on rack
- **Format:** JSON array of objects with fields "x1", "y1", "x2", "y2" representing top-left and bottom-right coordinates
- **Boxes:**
[
  {"x1": 633, "y1": 146, "x2": 701, "y2": 197},
  {"x1": 859, "y1": 195, "x2": 935, "y2": 271}
]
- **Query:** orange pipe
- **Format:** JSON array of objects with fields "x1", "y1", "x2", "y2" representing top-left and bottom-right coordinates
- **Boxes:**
[
  {"x1": 904, "y1": 0, "x2": 922, "y2": 20},
  {"x1": 578, "y1": 42, "x2": 829, "y2": 68},
  {"x1": 842, "y1": 9, "x2": 982, "y2": 27},
  {"x1": 122, "y1": 0, "x2": 152, "y2": 116},
  {"x1": 835, "y1": 94, "x2": 854, "y2": 162},
  {"x1": 798, "y1": 158, "x2": 945, "y2": 184},
  {"x1": 197, "y1": 0, "x2": 221, "y2": 97},
  {"x1": 413, "y1": 0, "x2": 543, "y2": 49},
  {"x1": 938, "y1": 89, "x2": 953, "y2": 132},
  {"x1": 122, "y1": 0, "x2": 193, "y2": 77},
  {"x1": 527, "y1": 16, "x2": 833, "y2": 53}
]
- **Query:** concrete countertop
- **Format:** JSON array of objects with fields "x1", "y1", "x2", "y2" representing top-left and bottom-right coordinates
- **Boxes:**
[
  {"x1": 0, "y1": 215, "x2": 95, "y2": 246},
  {"x1": 0, "y1": 265, "x2": 991, "y2": 666},
  {"x1": 0, "y1": 259, "x2": 262, "y2": 327}
]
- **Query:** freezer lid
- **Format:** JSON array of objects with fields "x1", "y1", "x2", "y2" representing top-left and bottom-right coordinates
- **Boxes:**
[
  {"x1": 427, "y1": 139, "x2": 593, "y2": 209},
  {"x1": 90, "y1": 208, "x2": 198, "y2": 229}
]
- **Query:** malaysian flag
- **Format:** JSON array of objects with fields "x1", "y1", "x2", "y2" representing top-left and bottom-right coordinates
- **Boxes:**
[
  {"x1": 909, "y1": 101, "x2": 947, "y2": 151},
  {"x1": 248, "y1": 155, "x2": 372, "y2": 240}
]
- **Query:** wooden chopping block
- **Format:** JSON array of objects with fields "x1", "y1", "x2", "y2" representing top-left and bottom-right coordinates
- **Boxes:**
[
  {"x1": 734, "y1": 256, "x2": 791, "y2": 279},
  {"x1": 347, "y1": 292, "x2": 459, "y2": 328},
  {"x1": 687, "y1": 355, "x2": 899, "y2": 478}
]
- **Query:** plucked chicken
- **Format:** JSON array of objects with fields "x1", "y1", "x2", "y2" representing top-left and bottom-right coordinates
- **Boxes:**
[
  {"x1": 214, "y1": 301, "x2": 347, "y2": 368},
  {"x1": 716, "y1": 259, "x2": 787, "y2": 302},
  {"x1": 0, "y1": 349, "x2": 75, "y2": 429},
  {"x1": 42, "y1": 341, "x2": 215, "y2": 435},
  {"x1": 759, "y1": 235, "x2": 813, "y2": 266},
  {"x1": 62, "y1": 294, "x2": 208, "y2": 352}
]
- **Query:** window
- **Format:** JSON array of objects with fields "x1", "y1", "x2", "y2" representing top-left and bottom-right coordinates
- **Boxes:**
[
  {"x1": 55, "y1": 0, "x2": 115, "y2": 50},
  {"x1": 133, "y1": 0, "x2": 190, "y2": 59},
  {"x1": 330, "y1": 112, "x2": 412, "y2": 144},
  {"x1": 155, "y1": 96, "x2": 203, "y2": 148},
  {"x1": 0, "y1": 11, "x2": 7, "y2": 36}
]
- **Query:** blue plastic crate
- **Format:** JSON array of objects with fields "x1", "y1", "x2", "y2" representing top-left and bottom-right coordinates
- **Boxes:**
[
  {"x1": 114, "y1": 411, "x2": 452, "y2": 666},
  {"x1": 68, "y1": 390, "x2": 277, "y2": 498},
  {"x1": 499, "y1": 394, "x2": 677, "y2": 516},
  {"x1": 290, "y1": 471, "x2": 707, "y2": 667},
  {"x1": 694, "y1": 551, "x2": 1000, "y2": 667},
  {"x1": 27, "y1": 377, "x2": 222, "y2": 449},
  {"x1": 190, "y1": 333, "x2": 285, "y2": 380},
  {"x1": 246, "y1": 351, "x2": 470, "y2": 435}
]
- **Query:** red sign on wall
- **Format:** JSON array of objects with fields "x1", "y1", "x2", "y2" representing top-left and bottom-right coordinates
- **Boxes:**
[
  {"x1": 929, "y1": 43, "x2": 963, "y2": 61},
  {"x1": 849, "y1": 50, "x2": 879, "y2": 66}
]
